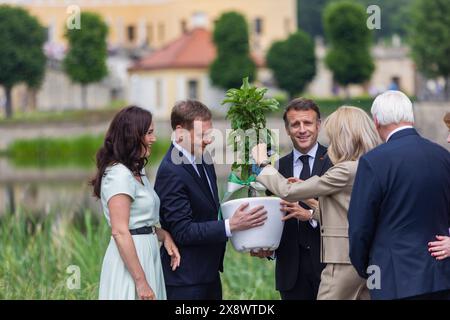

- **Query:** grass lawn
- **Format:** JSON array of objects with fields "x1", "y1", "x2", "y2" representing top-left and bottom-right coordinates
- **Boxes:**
[{"x1": 0, "y1": 210, "x2": 278, "y2": 299}]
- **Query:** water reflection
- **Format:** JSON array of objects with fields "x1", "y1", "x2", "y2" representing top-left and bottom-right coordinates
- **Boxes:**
[{"x1": 0, "y1": 158, "x2": 232, "y2": 216}]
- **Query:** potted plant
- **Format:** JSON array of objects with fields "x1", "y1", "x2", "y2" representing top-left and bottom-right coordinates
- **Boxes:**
[{"x1": 220, "y1": 77, "x2": 284, "y2": 252}]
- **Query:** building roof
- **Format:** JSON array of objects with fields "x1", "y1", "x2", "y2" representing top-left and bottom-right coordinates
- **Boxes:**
[{"x1": 129, "y1": 28, "x2": 264, "y2": 71}]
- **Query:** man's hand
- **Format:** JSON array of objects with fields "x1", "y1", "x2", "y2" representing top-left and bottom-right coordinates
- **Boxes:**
[
  {"x1": 250, "y1": 249, "x2": 274, "y2": 259},
  {"x1": 304, "y1": 198, "x2": 318, "y2": 210},
  {"x1": 229, "y1": 203, "x2": 268, "y2": 232},
  {"x1": 280, "y1": 200, "x2": 312, "y2": 222}
]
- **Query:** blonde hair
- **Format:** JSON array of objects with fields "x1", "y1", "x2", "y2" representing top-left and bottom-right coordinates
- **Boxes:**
[
  {"x1": 444, "y1": 112, "x2": 450, "y2": 129},
  {"x1": 323, "y1": 106, "x2": 381, "y2": 164}
]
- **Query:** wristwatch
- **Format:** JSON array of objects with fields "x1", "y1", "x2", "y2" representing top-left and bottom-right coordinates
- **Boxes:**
[{"x1": 258, "y1": 159, "x2": 271, "y2": 168}]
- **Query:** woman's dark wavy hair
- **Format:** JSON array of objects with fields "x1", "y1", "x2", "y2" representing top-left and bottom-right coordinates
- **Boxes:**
[{"x1": 90, "y1": 106, "x2": 153, "y2": 198}]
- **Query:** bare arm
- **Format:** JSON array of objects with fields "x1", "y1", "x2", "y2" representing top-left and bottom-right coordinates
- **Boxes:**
[
  {"x1": 155, "y1": 227, "x2": 181, "y2": 271},
  {"x1": 109, "y1": 194, "x2": 155, "y2": 300}
]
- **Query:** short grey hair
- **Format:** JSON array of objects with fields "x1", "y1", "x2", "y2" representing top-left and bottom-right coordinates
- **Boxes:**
[{"x1": 371, "y1": 90, "x2": 414, "y2": 125}]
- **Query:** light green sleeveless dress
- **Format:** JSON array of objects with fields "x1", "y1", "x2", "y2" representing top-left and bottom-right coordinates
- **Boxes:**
[{"x1": 98, "y1": 163, "x2": 167, "y2": 300}]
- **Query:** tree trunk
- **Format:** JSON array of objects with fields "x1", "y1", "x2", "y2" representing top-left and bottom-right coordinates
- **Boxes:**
[
  {"x1": 6, "y1": 183, "x2": 16, "y2": 215},
  {"x1": 345, "y1": 86, "x2": 351, "y2": 103},
  {"x1": 81, "y1": 85, "x2": 88, "y2": 109},
  {"x1": 5, "y1": 86, "x2": 13, "y2": 119},
  {"x1": 29, "y1": 87, "x2": 38, "y2": 111},
  {"x1": 445, "y1": 77, "x2": 450, "y2": 101}
]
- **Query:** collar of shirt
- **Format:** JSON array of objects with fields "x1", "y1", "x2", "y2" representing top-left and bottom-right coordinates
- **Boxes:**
[
  {"x1": 386, "y1": 125, "x2": 414, "y2": 142},
  {"x1": 173, "y1": 140, "x2": 200, "y2": 173},
  {"x1": 293, "y1": 142, "x2": 318, "y2": 165}
]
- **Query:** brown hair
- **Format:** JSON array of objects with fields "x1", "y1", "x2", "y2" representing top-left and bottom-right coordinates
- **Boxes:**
[
  {"x1": 444, "y1": 112, "x2": 450, "y2": 129},
  {"x1": 170, "y1": 100, "x2": 212, "y2": 130},
  {"x1": 90, "y1": 106, "x2": 153, "y2": 198},
  {"x1": 283, "y1": 97, "x2": 321, "y2": 127}
]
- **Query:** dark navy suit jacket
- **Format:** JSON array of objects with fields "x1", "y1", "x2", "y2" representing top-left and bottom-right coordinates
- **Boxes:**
[
  {"x1": 348, "y1": 128, "x2": 450, "y2": 299},
  {"x1": 273, "y1": 144, "x2": 332, "y2": 292},
  {"x1": 154, "y1": 144, "x2": 226, "y2": 286}
]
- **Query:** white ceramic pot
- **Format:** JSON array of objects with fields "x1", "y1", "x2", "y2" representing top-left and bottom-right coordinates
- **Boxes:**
[{"x1": 221, "y1": 196, "x2": 284, "y2": 252}]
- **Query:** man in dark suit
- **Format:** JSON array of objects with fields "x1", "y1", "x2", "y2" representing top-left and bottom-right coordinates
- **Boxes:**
[
  {"x1": 348, "y1": 90, "x2": 450, "y2": 300},
  {"x1": 252, "y1": 98, "x2": 333, "y2": 300},
  {"x1": 155, "y1": 100, "x2": 267, "y2": 300}
]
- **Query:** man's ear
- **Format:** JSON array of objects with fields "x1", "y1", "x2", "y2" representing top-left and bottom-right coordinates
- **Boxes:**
[
  {"x1": 373, "y1": 117, "x2": 380, "y2": 129},
  {"x1": 284, "y1": 122, "x2": 291, "y2": 137},
  {"x1": 175, "y1": 125, "x2": 184, "y2": 142}
]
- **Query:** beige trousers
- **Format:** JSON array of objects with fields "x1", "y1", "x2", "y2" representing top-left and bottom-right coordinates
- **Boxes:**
[{"x1": 317, "y1": 263, "x2": 370, "y2": 300}]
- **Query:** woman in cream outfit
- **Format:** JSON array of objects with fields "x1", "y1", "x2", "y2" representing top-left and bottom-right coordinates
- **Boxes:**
[
  {"x1": 91, "y1": 106, "x2": 180, "y2": 300},
  {"x1": 253, "y1": 106, "x2": 380, "y2": 300}
]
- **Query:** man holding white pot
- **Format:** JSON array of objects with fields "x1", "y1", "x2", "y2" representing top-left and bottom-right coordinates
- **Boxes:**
[{"x1": 251, "y1": 98, "x2": 333, "y2": 300}]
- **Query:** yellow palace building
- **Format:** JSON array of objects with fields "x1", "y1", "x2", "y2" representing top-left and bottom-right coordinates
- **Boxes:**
[{"x1": 10, "y1": 0, "x2": 297, "y2": 54}]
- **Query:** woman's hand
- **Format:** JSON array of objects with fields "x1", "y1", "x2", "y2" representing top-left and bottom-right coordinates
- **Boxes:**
[
  {"x1": 251, "y1": 143, "x2": 268, "y2": 166},
  {"x1": 428, "y1": 235, "x2": 450, "y2": 260},
  {"x1": 286, "y1": 178, "x2": 318, "y2": 209},
  {"x1": 135, "y1": 278, "x2": 156, "y2": 300},
  {"x1": 287, "y1": 177, "x2": 302, "y2": 184},
  {"x1": 280, "y1": 200, "x2": 312, "y2": 222},
  {"x1": 163, "y1": 232, "x2": 181, "y2": 271}
]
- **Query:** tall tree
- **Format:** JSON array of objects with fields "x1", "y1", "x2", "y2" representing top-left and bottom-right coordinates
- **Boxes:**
[
  {"x1": 63, "y1": 12, "x2": 108, "y2": 109},
  {"x1": 298, "y1": 0, "x2": 330, "y2": 38},
  {"x1": 0, "y1": 5, "x2": 46, "y2": 118},
  {"x1": 267, "y1": 31, "x2": 316, "y2": 99},
  {"x1": 409, "y1": 0, "x2": 450, "y2": 99},
  {"x1": 298, "y1": 0, "x2": 414, "y2": 40},
  {"x1": 324, "y1": 1, "x2": 374, "y2": 97},
  {"x1": 209, "y1": 12, "x2": 256, "y2": 90}
]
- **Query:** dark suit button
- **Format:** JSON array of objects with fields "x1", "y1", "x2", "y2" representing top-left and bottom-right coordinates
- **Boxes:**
[{"x1": 306, "y1": 246, "x2": 311, "y2": 250}]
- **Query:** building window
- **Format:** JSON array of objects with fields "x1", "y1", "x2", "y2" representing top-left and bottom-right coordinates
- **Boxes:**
[
  {"x1": 284, "y1": 18, "x2": 291, "y2": 33},
  {"x1": 254, "y1": 18, "x2": 263, "y2": 35},
  {"x1": 158, "y1": 23, "x2": 165, "y2": 43},
  {"x1": 127, "y1": 25, "x2": 135, "y2": 42},
  {"x1": 44, "y1": 26, "x2": 50, "y2": 42},
  {"x1": 181, "y1": 20, "x2": 188, "y2": 34},
  {"x1": 156, "y1": 79, "x2": 162, "y2": 108},
  {"x1": 192, "y1": 12, "x2": 207, "y2": 28},
  {"x1": 146, "y1": 24, "x2": 153, "y2": 45},
  {"x1": 188, "y1": 80, "x2": 198, "y2": 100}
]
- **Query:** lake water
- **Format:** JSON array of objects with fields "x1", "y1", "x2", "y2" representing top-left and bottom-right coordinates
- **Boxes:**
[{"x1": 0, "y1": 157, "x2": 236, "y2": 217}]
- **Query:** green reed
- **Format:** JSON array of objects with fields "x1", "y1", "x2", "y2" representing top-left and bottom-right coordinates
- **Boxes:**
[
  {"x1": 0, "y1": 210, "x2": 278, "y2": 300},
  {"x1": 6, "y1": 135, "x2": 171, "y2": 168}
]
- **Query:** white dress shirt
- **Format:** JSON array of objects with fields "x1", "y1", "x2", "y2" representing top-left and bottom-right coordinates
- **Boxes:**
[
  {"x1": 292, "y1": 143, "x2": 319, "y2": 228},
  {"x1": 386, "y1": 125, "x2": 414, "y2": 142},
  {"x1": 173, "y1": 141, "x2": 232, "y2": 237}
]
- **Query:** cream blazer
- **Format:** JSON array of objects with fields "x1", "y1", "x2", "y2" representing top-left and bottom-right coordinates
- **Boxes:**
[{"x1": 257, "y1": 161, "x2": 358, "y2": 264}]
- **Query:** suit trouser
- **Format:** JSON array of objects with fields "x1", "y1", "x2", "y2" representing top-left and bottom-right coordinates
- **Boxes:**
[
  {"x1": 280, "y1": 246, "x2": 322, "y2": 300},
  {"x1": 166, "y1": 274, "x2": 222, "y2": 300},
  {"x1": 402, "y1": 289, "x2": 450, "y2": 300},
  {"x1": 317, "y1": 263, "x2": 370, "y2": 300}
]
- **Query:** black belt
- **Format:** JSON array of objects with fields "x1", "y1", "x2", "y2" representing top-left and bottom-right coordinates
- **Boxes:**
[{"x1": 129, "y1": 226, "x2": 156, "y2": 235}]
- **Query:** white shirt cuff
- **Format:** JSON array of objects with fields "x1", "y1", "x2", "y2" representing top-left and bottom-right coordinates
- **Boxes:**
[
  {"x1": 225, "y1": 219, "x2": 232, "y2": 237},
  {"x1": 309, "y1": 210, "x2": 318, "y2": 228}
]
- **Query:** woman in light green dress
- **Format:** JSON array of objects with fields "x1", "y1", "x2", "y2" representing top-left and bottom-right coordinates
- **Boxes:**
[{"x1": 91, "y1": 106, "x2": 180, "y2": 300}]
